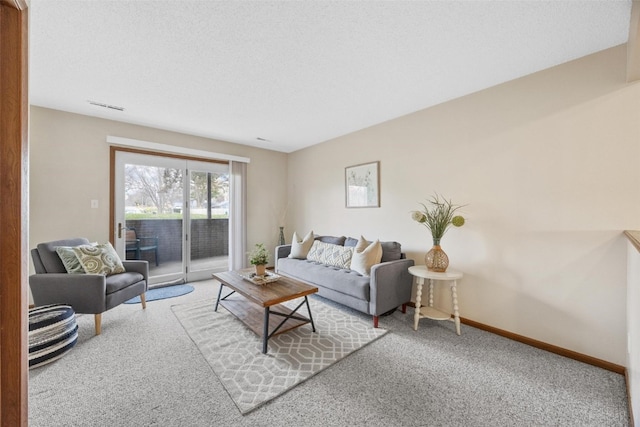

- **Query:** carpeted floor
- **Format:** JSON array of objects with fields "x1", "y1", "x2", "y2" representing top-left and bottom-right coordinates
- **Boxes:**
[
  {"x1": 172, "y1": 297, "x2": 387, "y2": 413},
  {"x1": 28, "y1": 279, "x2": 630, "y2": 426}
]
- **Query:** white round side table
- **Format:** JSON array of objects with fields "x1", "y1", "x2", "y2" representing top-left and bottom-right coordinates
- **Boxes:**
[{"x1": 408, "y1": 265, "x2": 463, "y2": 335}]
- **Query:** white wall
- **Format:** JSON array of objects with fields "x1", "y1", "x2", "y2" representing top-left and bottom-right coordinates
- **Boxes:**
[
  {"x1": 29, "y1": 107, "x2": 288, "y2": 267},
  {"x1": 286, "y1": 45, "x2": 640, "y2": 365}
]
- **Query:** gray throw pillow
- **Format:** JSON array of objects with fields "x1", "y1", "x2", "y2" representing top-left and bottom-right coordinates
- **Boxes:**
[{"x1": 315, "y1": 235, "x2": 346, "y2": 246}]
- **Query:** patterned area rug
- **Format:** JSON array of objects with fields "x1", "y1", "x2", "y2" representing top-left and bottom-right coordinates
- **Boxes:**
[{"x1": 171, "y1": 296, "x2": 387, "y2": 414}]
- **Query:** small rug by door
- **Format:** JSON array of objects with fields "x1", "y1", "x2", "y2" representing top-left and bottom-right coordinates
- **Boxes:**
[
  {"x1": 125, "y1": 284, "x2": 194, "y2": 304},
  {"x1": 171, "y1": 297, "x2": 387, "y2": 414}
]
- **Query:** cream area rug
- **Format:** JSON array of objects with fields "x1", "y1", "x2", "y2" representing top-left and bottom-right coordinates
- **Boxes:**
[{"x1": 171, "y1": 296, "x2": 387, "y2": 414}]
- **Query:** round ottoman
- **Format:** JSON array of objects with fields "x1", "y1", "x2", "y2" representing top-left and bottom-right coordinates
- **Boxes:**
[{"x1": 28, "y1": 304, "x2": 78, "y2": 369}]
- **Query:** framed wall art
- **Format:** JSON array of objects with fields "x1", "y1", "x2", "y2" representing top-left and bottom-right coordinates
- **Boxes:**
[{"x1": 345, "y1": 161, "x2": 380, "y2": 208}]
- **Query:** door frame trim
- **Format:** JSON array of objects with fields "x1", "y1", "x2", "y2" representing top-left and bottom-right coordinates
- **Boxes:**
[
  {"x1": 107, "y1": 135, "x2": 250, "y2": 163},
  {"x1": 0, "y1": 0, "x2": 29, "y2": 425}
]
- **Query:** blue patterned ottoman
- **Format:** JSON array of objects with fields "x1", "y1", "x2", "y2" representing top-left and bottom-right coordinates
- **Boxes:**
[{"x1": 28, "y1": 304, "x2": 78, "y2": 369}]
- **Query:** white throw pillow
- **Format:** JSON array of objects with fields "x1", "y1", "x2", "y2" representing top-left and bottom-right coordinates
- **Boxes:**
[
  {"x1": 350, "y1": 236, "x2": 383, "y2": 277},
  {"x1": 288, "y1": 230, "x2": 314, "y2": 259},
  {"x1": 307, "y1": 240, "x2": 354, "y2": 269}
]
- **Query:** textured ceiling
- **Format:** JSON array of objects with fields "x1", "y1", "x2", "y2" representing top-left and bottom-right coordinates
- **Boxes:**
[{"x1": 29, "y1": 1, "x2": 632, "y2": 153}]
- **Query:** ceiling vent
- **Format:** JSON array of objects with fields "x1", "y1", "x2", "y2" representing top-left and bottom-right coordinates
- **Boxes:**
[{"x1": 87, "y1": 100, "x2": 125, "y2": 111}]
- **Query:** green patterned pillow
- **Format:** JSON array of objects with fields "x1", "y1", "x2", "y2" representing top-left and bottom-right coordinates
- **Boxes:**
[
  {"x1": 72, "y1": 242, "x2": 125, "y2": 276},
  {"x1": 307, "y1": 240, "x2": 354, "y2": 269},
  {"x1": 55, "y1": 246, "x2": 86, "y2": 274}
]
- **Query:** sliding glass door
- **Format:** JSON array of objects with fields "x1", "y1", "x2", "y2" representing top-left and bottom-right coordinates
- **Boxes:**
[
  {"x1": 114, "y1": 151, "x2": 230, "y2": 285},
  {"x1": 186, "y1": 160, "x2": 230, "y2": 281}
]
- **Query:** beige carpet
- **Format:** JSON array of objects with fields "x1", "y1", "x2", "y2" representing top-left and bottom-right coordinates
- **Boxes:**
[{"x1": 171, "y1": 296, "x2": 387, "y2": 414}]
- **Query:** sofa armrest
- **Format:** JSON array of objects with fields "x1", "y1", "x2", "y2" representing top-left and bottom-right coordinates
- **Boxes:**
[
  {"x1": 122, "y1": 260, "x2": 150, "y2": 286},
  {"x1": 369, "y1": 258, "x2": 415, "y2": 316},
  {"x1": 275, "y1": 245, "x2": 292, "y2": 272},
  {"x1": 29, "y1": 273, "x2": 107, "y2": 313},
  {"x1": 276, "y1": 244, "x2": 292, "y2": 259}
]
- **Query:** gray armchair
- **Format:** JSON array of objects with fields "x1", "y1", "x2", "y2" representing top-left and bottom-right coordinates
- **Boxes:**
[{"x1": 29, "y1": 238, "x2": 148, "y2": 335}]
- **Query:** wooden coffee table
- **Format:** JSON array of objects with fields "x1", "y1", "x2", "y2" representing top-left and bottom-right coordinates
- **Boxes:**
[{"x1": 212, "y1": 270, "x2": 318, "y2": 354}]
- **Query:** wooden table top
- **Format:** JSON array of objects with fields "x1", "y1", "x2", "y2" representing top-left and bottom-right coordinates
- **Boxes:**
[{"x1": 213, "y1": 270, "x2": 318, "y2": 307}]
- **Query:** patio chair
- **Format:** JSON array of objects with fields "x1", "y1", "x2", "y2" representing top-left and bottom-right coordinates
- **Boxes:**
[{"x1": 126, "y1": 227, "x2": 159, "y2": 266}]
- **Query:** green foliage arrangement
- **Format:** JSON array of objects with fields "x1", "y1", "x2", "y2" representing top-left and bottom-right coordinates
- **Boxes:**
[
  {"x1": 248, "y1": 243, "x2": 269, "y2": 265},
  {"x1": 411, "y1": 194, "x2": 466, "y2": 244}
]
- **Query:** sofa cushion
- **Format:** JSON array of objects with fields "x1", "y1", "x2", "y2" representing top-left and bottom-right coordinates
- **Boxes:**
[
  {"x1": 344, "y1": 237, "x2": 359, "y2": 247},
  {"x1": 278, "y1": 258, "x2": 370, "y2": 300},
  {"x1": 289, "y1": 230, "x2": 314, "y2": 259},
  {"x1": 315, "y1": 235, "x2": 346, "y2": 246},
  {"x1": 307, "y1": 241, "x2": 354, "y2": 269},
  {"x1": 380, "y1": 241, "x2": 403, "y2": 262},
  {"x1": 73, "y1": 242, "x2": 126, "y2": 276},
  {"x1": 350, "y1": 236, "x2": 383, "y2": 277}
]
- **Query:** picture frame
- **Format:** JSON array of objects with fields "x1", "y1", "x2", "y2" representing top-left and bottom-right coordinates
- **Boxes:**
[{"x1": 345, "y1": 161, "x2": 380, "y2": 208}]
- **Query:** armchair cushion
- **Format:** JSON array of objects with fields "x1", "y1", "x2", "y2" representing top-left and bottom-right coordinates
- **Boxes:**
[{"x1": 105, "y1": 272, "x2": 145, "y2": 294}]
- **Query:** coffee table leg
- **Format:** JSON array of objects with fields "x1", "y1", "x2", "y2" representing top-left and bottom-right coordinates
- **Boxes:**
[
  {"x1": 304, "y1": 296, "x2": 316, "y2": 332},
  {"x1": 262, "y1": 307, "x2": 270, "y2": 354},
  {"x1": 214, "y1": 283, "x2": 224, "y2": 312}
]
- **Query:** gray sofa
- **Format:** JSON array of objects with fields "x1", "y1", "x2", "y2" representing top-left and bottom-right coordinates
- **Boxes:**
[{"x1": 275, "y1": 235, "x2": 415, "y2": 327}]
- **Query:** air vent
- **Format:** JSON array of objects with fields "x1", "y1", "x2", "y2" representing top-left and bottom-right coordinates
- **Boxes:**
[
  {"x1": 87, "y1": 100, "x2": 125, "y2": 111},
  {"x1": 256, "y1": 137, "x2": 269, "y2": 142}
]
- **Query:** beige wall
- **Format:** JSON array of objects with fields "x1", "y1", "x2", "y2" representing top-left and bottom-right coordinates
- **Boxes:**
[
  {"x1": 29, "y1": 106, "x2": 288, "y2": 265},
  {"x1": 287, "y1": 45, "x2": 640, "y2": 365},
  {"x1": 30, "y1": 44, "x2": 640, "y2": 365}
]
